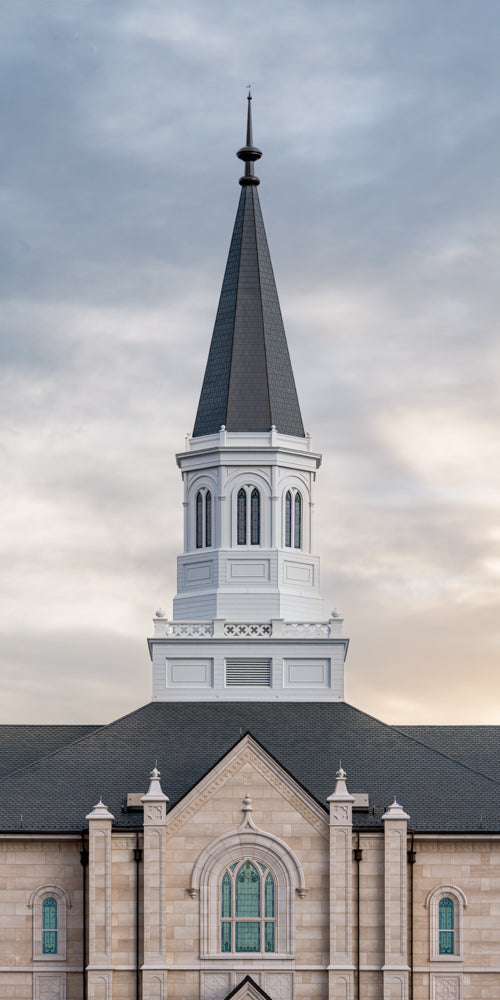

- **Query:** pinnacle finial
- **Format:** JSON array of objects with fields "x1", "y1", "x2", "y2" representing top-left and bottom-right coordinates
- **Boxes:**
[{"x1": 237, "y1": 90, "x2": 262, "y2": 186}]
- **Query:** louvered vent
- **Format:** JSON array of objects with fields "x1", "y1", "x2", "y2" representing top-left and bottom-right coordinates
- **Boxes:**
[{"x1": 225, "y1": 659, "x2": 272, "y2": 687}]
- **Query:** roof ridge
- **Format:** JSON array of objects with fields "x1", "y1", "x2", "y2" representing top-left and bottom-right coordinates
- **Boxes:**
[{"x1": 390, "y1": 723, "x2": 500, "y2": 790}]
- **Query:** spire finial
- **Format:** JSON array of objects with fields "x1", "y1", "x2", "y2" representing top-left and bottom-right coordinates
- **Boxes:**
[{"x1": 237, "y1": 90, "x2": 262, "y2": 186}]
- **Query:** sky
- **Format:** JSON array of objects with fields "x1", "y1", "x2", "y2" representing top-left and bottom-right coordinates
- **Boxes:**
[{"x1": 1, "y1": 0, "x2": 500, "y2": 725}]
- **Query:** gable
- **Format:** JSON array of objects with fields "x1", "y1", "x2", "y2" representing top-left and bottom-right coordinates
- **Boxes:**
[
  {"x1": 166, "y1": 733, "x2": 328, "y2": 839},
  {"x1": 225, "y1": 976, "x2": 272, "y2": 1000}
]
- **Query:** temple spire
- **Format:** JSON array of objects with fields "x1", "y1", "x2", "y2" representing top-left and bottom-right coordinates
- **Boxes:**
[
  {"x1": 237, "y1": 90, "x2": 261, "y2": 186},
  {"x1": 193, "y1": 96, "x2": 304, "y2": 438}
]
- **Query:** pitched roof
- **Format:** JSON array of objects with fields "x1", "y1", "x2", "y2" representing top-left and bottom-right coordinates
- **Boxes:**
[
  {"x1": 193, "y1": 99, "x2": 304, "y2": 438},
  {"x1": 225, "y1": 976, "x2": 273, "y2": 1000},
  {"x1": 396, "y1": 725, "x2": 500, "y2": 784},
  {"x1": 1, "y1": 701, "x2": 500, "y2": 833},
  {"x1": 0, "y1": 724, "x2": 100, "y2": 780}
]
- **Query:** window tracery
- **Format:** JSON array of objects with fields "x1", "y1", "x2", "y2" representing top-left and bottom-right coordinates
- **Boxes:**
[{"x1": 220, "y1": 860, "x2": 275, "y2": 953}]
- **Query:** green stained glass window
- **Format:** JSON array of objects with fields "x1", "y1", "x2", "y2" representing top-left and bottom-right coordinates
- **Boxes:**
[
  {"x1": 265, "y1": 874, "x2": 274, "y2": 917},
  {"x1": 221, "y1": 921, "x2": 231, "y2": 952},
  {"x1": 221, "y1": 872, "x2": 232, "y2": 917},
  {"x1": 220, "y1": 861, "x2": 276, "y2": 954},
  {"x1": 236, "y1": 922, "x2": 260, "y2": 952},
  {"x1": 265, "y1": 921, "x2": 275, "y2": 952},
  {"x1": 439, "y1": 897, "x2": 454, "y2": 955},
  {"x1": 236, "y1": 862, "x2": 260, "y2": 917},
  {"x1": 42, "y1": 897, "x2": 57, "y2": 955}
]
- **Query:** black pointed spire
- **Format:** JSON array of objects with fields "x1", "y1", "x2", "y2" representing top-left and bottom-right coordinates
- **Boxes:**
[{"x1": 193, "y1": 97, "x2": 305, "y2": 438}]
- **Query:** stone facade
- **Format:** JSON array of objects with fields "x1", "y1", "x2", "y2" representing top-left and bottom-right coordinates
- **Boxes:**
[{"x1": 1, "y1": 743, "x2": 500, "y2": 999}]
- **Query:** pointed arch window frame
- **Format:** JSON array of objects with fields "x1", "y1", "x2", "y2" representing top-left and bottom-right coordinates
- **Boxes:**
[
  {"x1": 236, "y1": 485, "x2": 261, "y2": 546},
  {"x1": 195, "y1": 487, "x2": 214, "y2": 549},
  {"x1": 283, "y1": 488, "x2": 302, "y2": 550},
  {"x1": 190, "y1": 823, "x2": 306, "y2": 959}
]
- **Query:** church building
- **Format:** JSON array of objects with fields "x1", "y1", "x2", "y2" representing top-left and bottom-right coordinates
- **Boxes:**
[{"x1": 1, "y1": 96, "x2": 500, "y2": 1000}]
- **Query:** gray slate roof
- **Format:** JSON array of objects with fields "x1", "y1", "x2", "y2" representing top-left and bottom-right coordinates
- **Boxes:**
[
  {"x1": 397, "y1": 725, "x2": 500, "y2": 784},
  {"x1": 1, "y1": 702, "x2": 500, "y2": 834},
  {"x1": 0, "y1": 725, "x2": 100, "y2": 779},
  {"x1": 193, "y1": 183, "x2": 305, "y2": 438}
]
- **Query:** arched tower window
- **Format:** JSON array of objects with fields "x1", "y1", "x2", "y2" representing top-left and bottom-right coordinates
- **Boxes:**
[
  {"x1": 285, "y1": 491, "x2": 292, "y2": 547},
  {"x1": 236, "y1": 487, "x2": 261, "y2": 546},
  {"x1": 251, "y1": 489, "x2": 260, "y2": 545},
  {"x1": 195, "y1": 489, "x2": 213, "y2": 549},
  {"x1": 284, "y1": 488, "x2": 302, "y2": 549},
  {"x1": 439, "y1": 898, "x2": 454, "y2": 955},
  {"x1": 42, "y1": 897, "x2": 58, "y2": 954},
  {"x1": 237, "y1": 489, "x2": 247, "y2": 545},
  {"x1": 220, "y1": 860, "x2": 275, "y2": 953}
]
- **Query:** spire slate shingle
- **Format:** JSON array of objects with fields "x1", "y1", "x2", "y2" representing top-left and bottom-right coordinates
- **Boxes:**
[{"x1": 193, "y1": 98, "x2": 304, "y2": 438}]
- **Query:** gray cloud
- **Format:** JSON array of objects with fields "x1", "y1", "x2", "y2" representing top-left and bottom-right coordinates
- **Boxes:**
[{"x1": 1, "y1": 0, "x2": 500, "y2": 722}]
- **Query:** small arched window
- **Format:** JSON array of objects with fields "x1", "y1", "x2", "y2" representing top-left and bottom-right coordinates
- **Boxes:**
[
  {"x1": 42, "y1": 897, "x2": 58, "y2": 954},
  {"x1": 439, "y1": 898, "x2": 454, "y2": 955},
  {"x1": 28, "y1": 884, "x2": 71, "y2": 962},
  {"x1": 220, "y1": 861, "x2": 275, "y2": 953},
  {"x1": 251, "y1": 489, "x2": 260, "y2": 545},
  {"x1": 237, "y1": 489, "x2": 247, "y2": 545},
  {"x1": 195, "y1": 489, "x2": 213, "y2": 549},
  {"x1": 284, "y1": 489, "x2": 302, "y2": 549},
  {"x1": 425, "y1": 884, "x2": 467, "y2": 961},
  {"x1": 236, "y1": 487, "x2": 261, "y2": 545}
]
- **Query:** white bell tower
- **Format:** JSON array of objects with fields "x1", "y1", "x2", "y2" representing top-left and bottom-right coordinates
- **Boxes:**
[{"x1": 149, "y1": 95, "x2": 348, "y2": 702}]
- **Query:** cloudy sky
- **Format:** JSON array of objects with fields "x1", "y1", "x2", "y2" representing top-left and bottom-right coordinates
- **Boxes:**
[{"x1": 1, "y1": 0, "x2": 500, "y2": 724}]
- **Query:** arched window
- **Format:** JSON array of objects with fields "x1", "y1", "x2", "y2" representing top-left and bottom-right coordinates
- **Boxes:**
[
  {"x1": 236, "y1": 487, "x2": 261, "y2": 545},
  {"x1": 439, "y1": 898, "x2": 454, "y2": 955},
  {"x1": 205, "y1": 490, "x2": 212, "y2": 548},
  {"x1": 425, "y1": 884, "x2": 467, "y2": 961},
  {"x1": 284, "y1": 488, "x2": 302, "y2": 549},
  {"x1": 220, "y1": 860, "x2": 275, "y2": 953},
  {"x1": 42, "y1": 897, "x2": 57, "y2": 954},
  {"x1": 294, "y1": 492, "x2": 302, "y2": 549},
  {"x1": 195, "y1": 489, "x2": 213, "y2": 549},
  {"x1": 190, "y1": 803, "x2": 306, "y2": 958},
  {"x1": 28, "y1": 884, "x2": 71, "y2": 962},
  {"x1": 285, "y1": 491, "x2": 292, "y2": 547},
  {"x1": 250, "y1": 489, "x2": 260, "y2": 545},
  {"x1": 237, "y1": 489, "x2": 247, "y2": 545}
]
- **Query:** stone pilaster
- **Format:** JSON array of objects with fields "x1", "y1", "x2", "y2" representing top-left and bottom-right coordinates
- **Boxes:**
[
  {"x1": 141, "y1": 767, "x2": 169, "y2": 999},
  {"x1": 382, "y1": 799, "x2": 410, "y2": 1000},
  {"x1": 85, "y1": 799, "x2": 114, "y2": 1000},
  {"x1": 327, "y1": 767, "x2": 355, "y2": 1000}
]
